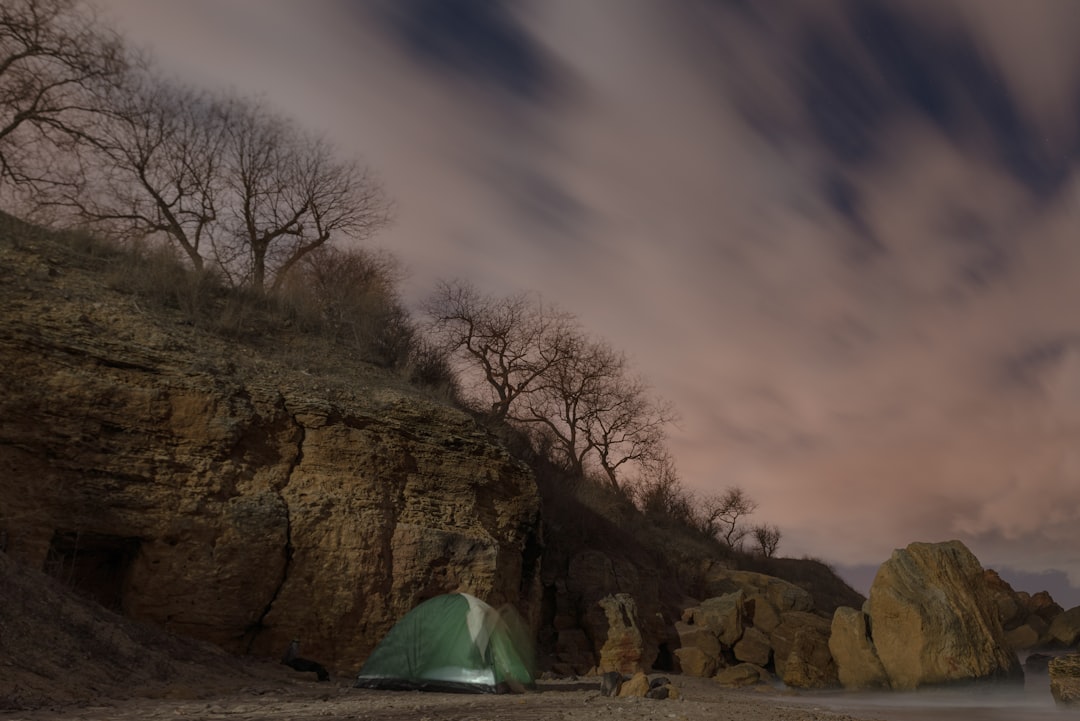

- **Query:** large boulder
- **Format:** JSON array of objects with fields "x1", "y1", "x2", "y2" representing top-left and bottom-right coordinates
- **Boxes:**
[
  {"x1": 867, "y1": 541, "x2": 1023, "y2": 690},
  {"x1": 673, "y1": 621, "x2": 721, "y2": 677},
  {"x1": 1028, "y1": 592, "x2": 1065, "y2": 625},
  {"x1": 617, "y1": 671, "x2": 651, "y2": 698},
  {"x1": 769, "y1": 611, "x2": 831, "y2": 680},
  {"x1": 782, "y1": 624, "x2": 838, "y2": 689},
  {"x1": 830, "y1": 606, "x2": 889, "y2": 690},
  {"x1": 733, "y1": 626, "x2": 772, "y2": 667},
  {"x1": 1048, "y1": 606, "x2": 1080, "y2": 647},
  {"x1": 1050, "y1": 655, "x2": 1080, "y2": 707},
  {"x1": 1004, "y1": 623, "x2": 1041, "y2": 652},
  {"x1": 691, "y1": 591, "x2": 745, "y2": 646},
  {"x1": 747, "y1": 594, "x2": 782, "y2": 633},
  {"x1": 983, "y1": 570, "x2": 1026, "y2": 630}
]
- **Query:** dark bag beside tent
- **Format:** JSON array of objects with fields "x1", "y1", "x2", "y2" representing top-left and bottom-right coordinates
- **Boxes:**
[{"x1": 354, "y1": 593, "x2": 535, "y2": 694}]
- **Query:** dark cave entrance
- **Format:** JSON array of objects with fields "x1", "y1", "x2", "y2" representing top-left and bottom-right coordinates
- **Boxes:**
[
  {"x1": 653, "y1": 642, "x2": 676, "y2": 672},
  {"x1": 43, "y1": 530, "x2": 142, "y2": 612}
]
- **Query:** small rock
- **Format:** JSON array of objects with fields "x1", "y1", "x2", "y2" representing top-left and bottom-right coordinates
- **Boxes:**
[
  {"x1": 648, "y1": 676, "x2": 670, "y2": 689},
  {"x1": 599, "y1": 671, "x2": 623, "y2": 697},
  {"x1": 617, "y1": 671, "x2": 651, "y2": 697}
]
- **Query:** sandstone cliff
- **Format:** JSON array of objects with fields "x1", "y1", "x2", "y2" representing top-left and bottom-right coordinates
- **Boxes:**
[{"x1": 0, "y1": 222, "x2": 541, "y2": 671}]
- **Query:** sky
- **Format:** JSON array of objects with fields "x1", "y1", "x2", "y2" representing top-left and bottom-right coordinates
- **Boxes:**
[{"x1": 91, "y1": 0, "x2": 1080, "y2": 608}]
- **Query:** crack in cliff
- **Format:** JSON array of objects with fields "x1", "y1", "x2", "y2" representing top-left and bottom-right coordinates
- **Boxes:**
[{"x1": 244, "y1": 409, "x2": 304, "y2": 653}]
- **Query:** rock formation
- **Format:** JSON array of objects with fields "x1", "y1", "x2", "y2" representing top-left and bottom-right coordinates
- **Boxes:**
[
  {"x1": 1049, "y1": 655, "x2": 1080, "y2": 707},
  {"x1": 983, "y1": 570, "x2": 1064, "y2": 650},
  {"x1": 0, "y1": 231, "x2": 541, "y2": 671},
  {"x1": 865, "y1": 540, "x2": 1023, "y2": 690},
  {"x1": 1048, "y1": 606, "x2": 1080, "y2": 647},
  {"x1": 769, "y1": 611, "x2": 833, "y2": 685},
  {"x1": 594, "y1": 593, "x2": 651, "y2": 674},
  {"x1": 829, "y1": 606, "x2": 889, "y2": 690}
]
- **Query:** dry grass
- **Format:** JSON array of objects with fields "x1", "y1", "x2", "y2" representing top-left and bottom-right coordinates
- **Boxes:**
[{"x1": 0, "y1": 212, "x2": 458, "y2": 397}]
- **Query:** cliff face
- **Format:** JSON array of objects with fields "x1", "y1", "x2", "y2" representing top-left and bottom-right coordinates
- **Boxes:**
[{"x1": 0, "y1": 226, "x2": 541, "y2": 671}]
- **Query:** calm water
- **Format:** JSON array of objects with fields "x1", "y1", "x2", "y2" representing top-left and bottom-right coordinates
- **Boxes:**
[{"x1": 783, "y1": 675, "x2": 1069, "y2": 720}]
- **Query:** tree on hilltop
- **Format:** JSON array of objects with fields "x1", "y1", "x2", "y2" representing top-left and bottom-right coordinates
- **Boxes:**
[
  {"x1": 425, "y1": 281, "x2": 674, "y2": 488},
  {"x1": 49, "y1": 69, "x2": 227, "y2": 271},
  {"x1": 424, "y1": 279, "x2": 578, "y2": 421},
  {"x1": 216, "y1": 98, "x2": 392, "y2": 293},
  {"x1": 700, "y1": 486, "x2": 758, "y2": 548},
  {"x1": 41, "y1": 66, "x2": 392, "y2": 292},
  {"x1": 752, "y1": 523, "x2": 782, "y2": 558}
]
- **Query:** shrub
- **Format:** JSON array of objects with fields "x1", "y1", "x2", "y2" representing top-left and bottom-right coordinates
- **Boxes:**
[{"x1": 279, "y1": 245, "x2": 417, "y2": 367}]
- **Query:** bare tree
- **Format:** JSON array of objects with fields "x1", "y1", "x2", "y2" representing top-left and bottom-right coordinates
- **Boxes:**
[
  {"x1": 515, "y1": 335, "x2": 674, "y2": 488},
  {"x1": 0, "y1": 0, "x2": 124, "y2": 189},
  {"x1": 751, "y1": 524, "x2": 782, "y2": 558},
  {"x1": 585, "y1": 373, "x2": 676, "y2": 488},
  {"x1": 51, "y1": 69, "x2": 228, "y2": 270},
  {"x1": 514, "y1": 335, "x2": 618, "y2": 477},
  {"x1": 426, "y1": 282, "x2": 677, "y2": 487},
  {"x1": 219, "y1": 99, "x2": 391, "y2": 293},
  {"x1": 700, "y1": 486, "x2": 758, "y2": 548},
  {"x1": 423, "y1": 280, "x2": 578, "y2": 420}
]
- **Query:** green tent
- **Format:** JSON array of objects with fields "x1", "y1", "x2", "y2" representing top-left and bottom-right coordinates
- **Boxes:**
[{"x1": 353, "y1": 593, "x2": 536, "y2": 694}]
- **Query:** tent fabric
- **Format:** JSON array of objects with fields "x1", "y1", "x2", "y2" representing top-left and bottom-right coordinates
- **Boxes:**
[{"x1": 354, "y1": 593, "x2": 535, "y2": 694}]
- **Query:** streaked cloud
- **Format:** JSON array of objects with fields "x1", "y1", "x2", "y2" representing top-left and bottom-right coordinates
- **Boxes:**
[{"x1": 97, "y1": 0, "x2": 1080, "y2": 606}]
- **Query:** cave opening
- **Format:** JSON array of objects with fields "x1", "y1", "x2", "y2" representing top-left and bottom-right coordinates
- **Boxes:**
[{"x1": 43, "y1": 530, "x2": 142, "y2": 612}]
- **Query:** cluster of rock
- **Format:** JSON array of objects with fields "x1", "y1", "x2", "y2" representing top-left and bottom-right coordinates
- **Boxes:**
[
  {"x1": 673, "y1": 569, "x2": 836, "y2": 689},
  {"x1": 984, "y1": 569, "x2": 1068, "y2": 650},
  {"x1": 562, "y1": 539, "x2": 1078, "y2": 705}
]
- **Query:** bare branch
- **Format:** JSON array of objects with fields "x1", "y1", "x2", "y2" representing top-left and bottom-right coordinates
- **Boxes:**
[
  {"x1": 0, "y1": 0, "x2": 125, "y2": 191},
  {"x1": 45, "y1": 68, "x2": 229, "y2": 269},
  {"x1": 423, "y1": 280, "x2": 579, "y2": 421},
  {"x1": 221, "y1": 98, "x2": 393, "y2": 293}
]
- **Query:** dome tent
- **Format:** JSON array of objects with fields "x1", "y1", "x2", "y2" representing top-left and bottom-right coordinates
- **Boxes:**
[{"x1": 354, "y1": 593, "x2": 536, "y2": 694}]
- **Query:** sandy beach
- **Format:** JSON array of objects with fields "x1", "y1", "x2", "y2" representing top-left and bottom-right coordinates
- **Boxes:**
[
  {"x1": 5, "y1": 666, "x2": 1071, "y2": 721},
  {"x1": 0, "y1": 673, "x2": 874, "y2": 721}
]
